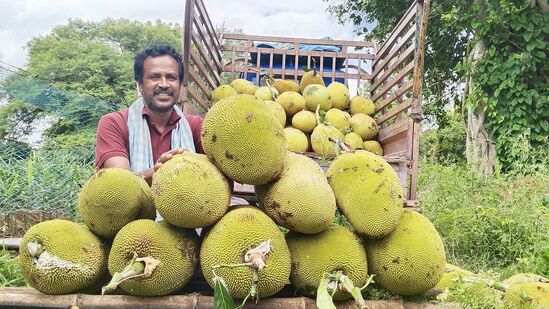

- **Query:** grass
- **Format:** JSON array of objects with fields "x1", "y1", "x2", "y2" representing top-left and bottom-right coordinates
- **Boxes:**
[{"x1": 0, "y1": 248, "x2": 26, "y2": 288}]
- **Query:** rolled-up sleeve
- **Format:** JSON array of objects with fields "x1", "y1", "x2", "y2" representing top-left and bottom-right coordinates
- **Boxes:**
[{"x1": 95, "y1": 113, "x2": 129, "y2": 169}]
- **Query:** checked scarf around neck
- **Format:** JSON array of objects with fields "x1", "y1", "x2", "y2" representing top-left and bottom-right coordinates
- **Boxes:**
[{"x1": 127, "y1": 97, "x2": 196, "y2": 172}]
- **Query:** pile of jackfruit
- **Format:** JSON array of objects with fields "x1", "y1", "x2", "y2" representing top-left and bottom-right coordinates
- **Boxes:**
[{"x1": 19, "y1": 73, "x2": 548, "y2": 309}]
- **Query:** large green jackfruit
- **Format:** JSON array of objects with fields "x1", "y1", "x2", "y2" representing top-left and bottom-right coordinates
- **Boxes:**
[
  {"x1": 107, "y1": 219, "x2": 199, "y2": 296},
  {"x1": 255, "y1": 152, "x2": 336, "y2": 234},
  {"x1": 366, "y1": 210, "x2": 446, "y2": 296},
  {"x1": 200, "y1": 206, "x2": 291, "y2": 298},
  {"x1": 503, "y1": 280, "x2": 548, "y2": 309},
  {"x1": 19, "y1": 219, "x2": 107, "y2": 294},
  {"x1": 326, "y1": 150, "x2": 403, "y2": 238},
  {"x1": 151, "y1": 153, "x2": 230, "y2": 228},
  {"x1": 433, "y1": 263, "x2": 474, "y2": 291},
  {"x1": 201, "y1": 94, "x2": 286, "y2": 185},
  {"x1": 286, "y1": 225, "x2": 368, "y2": 301},
  {"x1": 78, "y1": 168, "x2": 146, "y2": 238}
]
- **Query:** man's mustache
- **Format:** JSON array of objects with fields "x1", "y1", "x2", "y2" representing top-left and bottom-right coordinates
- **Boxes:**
[{"x1": 154, "y1": 89, "x2": 173, "y2": 96}]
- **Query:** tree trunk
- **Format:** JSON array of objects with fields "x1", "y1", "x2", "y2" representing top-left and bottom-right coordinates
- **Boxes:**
[{"x1": 465, "y1": 0, "x2": 497, "y2": 176}]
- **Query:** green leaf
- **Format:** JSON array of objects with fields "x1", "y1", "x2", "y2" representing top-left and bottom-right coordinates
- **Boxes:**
[
  {"x1": 303, "y1": 66, "x2": 311, "y2": 72},
  {"x1": 523, "y1": 32, "x2": 533, "y2": 42},
  {"x1": 316, "y1": 277, "x2": 336, "y2": 309},
  {"x1": 213, "y1": 276, "x2": 236, "y2": 309},
  {"x1": 526, "y1": 43, "x2": 536, "y2": 52}
]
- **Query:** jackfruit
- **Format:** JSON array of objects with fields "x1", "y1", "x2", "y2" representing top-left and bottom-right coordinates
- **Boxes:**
[
  {"x1": 255, "y1": 86, "x2": 278, "y2": 101},
  {"x1": 276, "y1": 91, "x2": 305, "y2": 116},
  {"x1": 78, "y1": 168, "x2": 145, "y2": 238},
  {"x1": 327, "y1": 82, "x2": 350, "y2": 110},
  {"x1": 200, "y1": 206, "x2": 291, "y2": 298},
  {"x1": 503, "y1": 273, "x2": 547, "y2": 287},
  {"x1": 19, "y1": 219, "x2": 107, "y2": 294},
  {"x1": 284, "y1": 127, "x2": 309, "y2": 152},
  {"x1": 363, "y1": 140, "x2": 383, "y2": 156},
  {"x1": 344, "y1": 132, "x2": 363, "y2": 150},
  {"x1": 107, "y1": 220, "x2": 199, "y2": 296},
  {"x1": 503, "y1": 280, "x2": 548, "y2": 309},
  {"x1": 303, "y1": 84, "x2": 331, "y2": 112},
  {"x1": 366, "y1": 209, "x2": 446, "y2": 296},
  {"x1": 311, "y1": 122, "x2": 344, "y2": 156},
  {"x1": 138, "y1": 179, "x2": 156, "y2": 220},
  {"x1": 286, "y1": 225, "x2": 368, "y2": 301},
  {"x1": 255, "y1": 152, "x2": 336, "y2": 234},
  {"x1": 350, "y1": 96, "x2": 375, "y2": 116},
  {"x1": 272, "y1": 79, "x2": 301, "y2": 94},
  {"x1": 230, "y1": 79, "x2": 256, "y2": 95},
  {"x1": 326, "y1": 150, "x2": 402, "y2": 238},
  {"x1": 325, "y1": 108, "x2": 351, "y2": 133},
  {"x1": 434, "y1": 263, "x2": 474, "y2": 291},
  {"x1": 151, "y1": 152, "x2": 230, "y2": 228},
  {"x1": 350, "y1": 113, "x2": 378, "y2": 140},
  {"x1": 201, "y1": 94, "x2": 286, "y2": 185},
  {"x1": 264, "y1": 100, "x2": 287, "y2": 127},
  {"x1": 292, "y1": 110, "x2": 317, "y2": 134},
  {"x1": 211, "y1": 85, "x2": 237, "y2": 103},
  {"x1": 300, "y1": 68, "x2": 325, "y2": 90}
]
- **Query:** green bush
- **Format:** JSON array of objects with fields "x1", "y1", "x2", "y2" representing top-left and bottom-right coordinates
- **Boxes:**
[
  {"x1": 420, "y1": 111, "x2": 466, "y2": 164},
  {"x1": 418, "y1": 160, "x2": 549, "y2": 278}
]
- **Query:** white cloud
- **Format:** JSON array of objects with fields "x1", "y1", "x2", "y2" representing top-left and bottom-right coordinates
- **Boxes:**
[{"x1": 0, "y1": 0, "x2": 360, "y2": 68}]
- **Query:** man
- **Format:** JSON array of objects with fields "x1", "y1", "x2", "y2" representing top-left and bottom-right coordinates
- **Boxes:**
[{"x1": 95, "y1": 44, "x2": 203, "y2": 184}]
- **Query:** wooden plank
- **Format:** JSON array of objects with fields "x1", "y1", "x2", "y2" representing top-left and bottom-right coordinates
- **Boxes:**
[
  {"x1": 220, "y1": 45, "x2": 375, "y2": 60},
  {"x1": 189, "y1": 49, "x2": 218, "y2": 89},
  {"x1": 371, "y1": 36, "x2": 415, "y2": 90},
  {"x1": 191, "y1": 31, "x2": 222, "y2": 72},
  {"x1": 221, "y1": 33, "x2": 375, "y2": 48},
  {"x1": 0, "y1": 237, "x2": 20, "y2": 249},
  {"x1": 375, "y1": 2, "x2": 418, "y2": 62},
  {"x1": 220, "y1": 67, "x2": 371, "y2": 81},
  {"x1": 187, "y1": 68, "x2": 211, "y2": 98},
  {"x1": 181, "y1": 0, "x2": 195, "y2": 87},
  {"x1": 378, "y1": 119, "x2": 409, "y2": 144},
  {"x1": 411, "y1": 0, "x2": 431, "y2": 118},
  {"x1": 409, "y1": 121, "x2": 421, "y2": 202},
  {"x1": 376, "y1": 79, "x2": 414, "y2": 112},
  {"x1": 195, "y1": 0, "x2": 222, "y2": 60},
  {"x1": 371, "y1": 61, "x2": 414, "y2": 102},
  {"x1": 186, "y1": 83, "x2": 209, "y2": 111},
  {"x1": 376, "y1": 98, "x2": 413, "y2": 125}
]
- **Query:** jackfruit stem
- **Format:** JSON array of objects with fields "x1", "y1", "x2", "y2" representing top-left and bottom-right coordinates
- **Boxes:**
[
  {"x1": 312, "y1": 58, "x2": 317, "y2": 77},
  {"x1": 328, "y1": 271, "x2": 367, "y2": 309},
  {"x1": 328, "y1": 137, "x2": 351, "y2": 153},
  {"x1": 101, "y1": 253, "x2": 159, "y2": 295},
  {"x1": 265, "y1": 79, "x2": 278, "y2": 100}
]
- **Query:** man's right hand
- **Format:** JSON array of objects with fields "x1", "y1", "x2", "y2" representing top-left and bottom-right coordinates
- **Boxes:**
[{"x1": 153, "y1": 148, "x2": 187, "y2": 172}]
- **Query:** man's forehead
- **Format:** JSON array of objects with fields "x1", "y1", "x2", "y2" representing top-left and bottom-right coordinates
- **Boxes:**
[{"x1": 143, "y1": 55, "x2": 179, "y2": 71}]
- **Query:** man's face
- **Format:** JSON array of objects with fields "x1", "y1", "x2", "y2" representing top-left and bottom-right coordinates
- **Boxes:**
[{"x1": 139, "y1": 55, "x2": 181, "y2": 113}]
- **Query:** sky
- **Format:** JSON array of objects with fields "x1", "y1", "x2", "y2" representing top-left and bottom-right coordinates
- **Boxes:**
[{"x1": 0, "y1": 0, "x2": 360, "y2": 69}]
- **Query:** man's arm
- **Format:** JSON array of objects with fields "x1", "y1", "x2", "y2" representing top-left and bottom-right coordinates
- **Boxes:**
[{"x1": 103, "y1": 149, "x2": 186, "y2": 185}]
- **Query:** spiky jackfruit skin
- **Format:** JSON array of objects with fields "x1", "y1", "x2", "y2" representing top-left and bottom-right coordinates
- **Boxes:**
[
  {"x1": 366, "y1": 210, "x2": 446, "y2": 296},
  {"x1": 200, "y1": 206, "x2": 291, "y2": 298},
  {"x1": 303, "y1": 84, "x2": 331, "y2": 112},
  {"x1": 108, "y1": 220, "x2": 199, "y2": 296},
  {"x1": 286, "y1": 225, "x2": 368, "y2": 301},
  {"x1": 326, "y1": 150, "x2": 402, "y2": 238},
  {"x1": 300, "y1": 70, "x2": 325, "y2": 90},
  {"x1": 255, "y1": 86, "x2": 278, "y2": 101},
  {"x1": 327, "y1": 82, "x2": 350, "y2": 110},
  {"x1": 311, "y1": 124, "x2": 344, "y2": 156},
  {"x1": 503, "y1": 273, "x2": 547, "y2": 287},
  {"x1": 201, "y1": 94, "x2": 286, "y2": 185},
  {"x1": 503, "y1": 281, "x2": 548, "y2": 309},
  {"x1": 276, "y1": 91, "x2": 305, "y2": 116},
  {"x1": 79, "y1": 168, "x2": 144, "y2": 238},
  {"x1": 344, "y1": 132, "x2": 363, "y2": 150},
  {"x1": 350, "y1": 96, "x2": 375, "y2": 116},
  {"x1": 433, "y1": 263, "x2": 474, "y2": 291},
  {"x1": 264, "y1": 100, "x2": 287, "y2": 127},
  {"x1": 230, "y1": 79, "x2": 256, "y2": 95},
  {"x1": 350, "y1": 113, "x2": 378, "y2": 140},
  {"x1": 284, "y1": 127, "x2": 309, "y2": 152},
  {"x1": 211, "y1": 85, "x2": 237, "y2": 103},
  {"x1": 137, "y1": 179, "x2": 156, "y2": 220},
  {"x1": 151, "y1": 153, "x2": 230, "y2": 228},
  {"x1": 255, "y1": 152, "x2": 336, "y2": 234},
  {"x1": 273, "y1": 79, "x2": 301, "y2": 94},
  {"x1": 20, "y1": 219, "x2": 107, "y2": 294},
  {"x1": 292, "y1": 110, "x2": 317, "y2": 133},
  {"x1": 325, "y1": 108, "x2": 351, "y2": 133},
  {"x1": 363, "y1": 140, "x2": 383, "y2": 156}
]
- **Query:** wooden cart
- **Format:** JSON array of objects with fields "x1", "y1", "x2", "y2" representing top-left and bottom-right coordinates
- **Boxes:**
[{"x1": 180, "y1": 0, "x2": 431, "y2": 208}]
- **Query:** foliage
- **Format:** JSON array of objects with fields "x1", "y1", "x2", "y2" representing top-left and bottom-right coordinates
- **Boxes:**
[
  {"x1": 420, "y1": 111, "x2": 466, "y2": 164},
  {"x1": 0, "y1": 249, "x2": 26, "y2": 288},
  {"x1": 325, "y1": 0, "x2": 470, "y2": 128},
  {"x1": 441, "y1": 278, "x2": 504, "y2": 309},
  {"x1": 418, "y1": 145, "x2": 549, "y2": 278},
  {"x1": 0, "y1": 146, "x2": 95, "y2": 218}
]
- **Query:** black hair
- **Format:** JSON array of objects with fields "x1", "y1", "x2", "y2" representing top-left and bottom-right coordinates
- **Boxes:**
[{"x1": 134, "y1": 44, "x2": 184, "y2": 84}]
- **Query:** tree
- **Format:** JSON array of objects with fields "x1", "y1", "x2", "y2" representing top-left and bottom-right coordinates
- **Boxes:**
[{"x1": 326, "y1": 0, "x2": 548, "y2": 172}]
